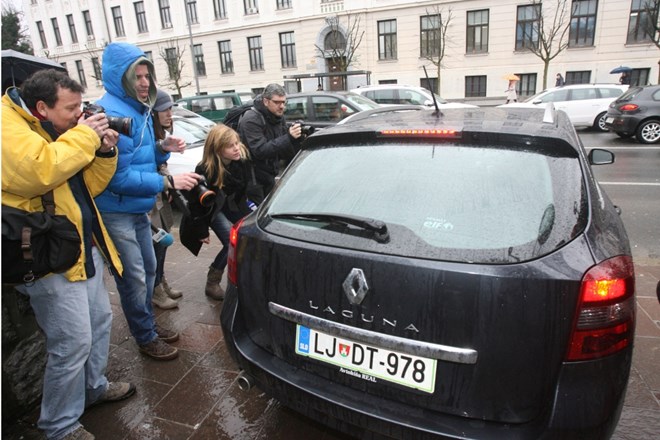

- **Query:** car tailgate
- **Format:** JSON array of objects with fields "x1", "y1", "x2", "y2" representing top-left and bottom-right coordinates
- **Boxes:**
[{"x1": 233, "y1": 224, "x2": 596, "y2": 424}]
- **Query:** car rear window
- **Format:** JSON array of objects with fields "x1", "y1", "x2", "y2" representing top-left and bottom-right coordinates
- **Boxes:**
[{"x1": 261, "y1": 143, "x2": 587, "y2": 264}]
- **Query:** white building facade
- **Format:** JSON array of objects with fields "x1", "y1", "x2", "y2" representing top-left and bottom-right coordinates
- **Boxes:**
[{"x1": 21, "y1": 0, "x2": 660, "y2": 102}]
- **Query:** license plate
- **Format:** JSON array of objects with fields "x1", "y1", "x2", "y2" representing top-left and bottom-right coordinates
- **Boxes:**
[
  {"x1": 295, "y1": 325, "x2": 437, "y2": 393},
  {"x1": 605, "y1": 117, "x2": 614, "y2": 123}
]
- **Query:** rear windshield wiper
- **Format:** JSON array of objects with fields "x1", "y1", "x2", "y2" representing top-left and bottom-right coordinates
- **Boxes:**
[{"x1": 270, "y1": 212, "x2": 390, "y2": 243}]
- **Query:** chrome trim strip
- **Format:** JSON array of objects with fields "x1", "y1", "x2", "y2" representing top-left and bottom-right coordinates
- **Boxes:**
[{"x1": 269, "y1": 302, "x2": 478, "y2": 365}]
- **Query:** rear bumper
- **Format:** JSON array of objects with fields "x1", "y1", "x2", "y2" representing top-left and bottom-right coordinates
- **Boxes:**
[
  {"x1": 604, "y1": 114, "x2": 641, "y2": 133},
  {"x1": 221, "y1": 284, "x2": 631, "y2": 440}
]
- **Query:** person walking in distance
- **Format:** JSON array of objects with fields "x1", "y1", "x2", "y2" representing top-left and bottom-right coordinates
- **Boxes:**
[
  {"x1": 2, "y1": 69, "x2": 135, "y2": 440},
  {"x1": 94, "y1": 42, "x2": 202, "y2": 361},
  {"x1": 150, "y1": 89, "x2": 182, "y2": 309}
]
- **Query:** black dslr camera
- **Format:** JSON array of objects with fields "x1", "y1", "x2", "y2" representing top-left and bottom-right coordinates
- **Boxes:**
[
  {"x1": 293, "y1": 120, "x2": 315, "y2": 139},
  {"x1": 82, "y1": 104, "x2": 132, "y2": 136},
  {"x1": 169, "y1": 177, "x2": 216, "y2": 218}
]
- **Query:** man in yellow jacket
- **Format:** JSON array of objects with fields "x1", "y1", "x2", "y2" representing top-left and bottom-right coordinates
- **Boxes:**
[{"x1": 2, "y1": 69, "x2": 134, "y2": 440}]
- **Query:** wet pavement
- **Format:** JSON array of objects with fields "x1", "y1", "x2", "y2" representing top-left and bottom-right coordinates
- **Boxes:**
[{"x1": 4, "y1": 228, "x2": 660, "y2": 440}]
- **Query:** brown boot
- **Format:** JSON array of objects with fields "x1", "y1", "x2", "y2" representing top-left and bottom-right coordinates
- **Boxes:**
[
  {"x1": 162, "y1": 276, "x2": 182, "y2": 299},
  {"x1": 152, "y1": 284, "x2": 179, "y2": 309},
  {"x1": 205, "y1": 267, "x2": 225, "y2": 300}
]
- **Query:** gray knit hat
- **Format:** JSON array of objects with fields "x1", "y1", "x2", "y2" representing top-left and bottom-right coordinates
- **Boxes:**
[{"x1": 154, "y1": 89, "x2": 173, "y2": 112}]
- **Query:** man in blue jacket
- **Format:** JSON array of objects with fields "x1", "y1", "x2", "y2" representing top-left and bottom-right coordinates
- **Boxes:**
[{"x1": 95, "y1": 42, "x2": 201, "y2": 360}]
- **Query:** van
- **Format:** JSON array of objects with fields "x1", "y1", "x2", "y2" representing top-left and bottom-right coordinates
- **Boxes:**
[{"x1": 175, "y1": 92, "x2": 242, "y2": 123}]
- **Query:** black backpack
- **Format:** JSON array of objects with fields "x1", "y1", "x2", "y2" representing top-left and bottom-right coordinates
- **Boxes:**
[{"x1": 223, "y1": 103, "x2": 261, "y2": 130}]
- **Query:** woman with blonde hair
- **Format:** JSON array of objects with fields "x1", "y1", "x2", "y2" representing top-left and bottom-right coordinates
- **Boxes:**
[{"x1": 190, "y1": 124, "x2": 253, "y2": 299}]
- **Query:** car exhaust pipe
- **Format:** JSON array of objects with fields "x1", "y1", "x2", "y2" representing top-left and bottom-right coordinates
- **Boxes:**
[{"x1": 237, "y1": 372, "x2": 254, "y2": 391}]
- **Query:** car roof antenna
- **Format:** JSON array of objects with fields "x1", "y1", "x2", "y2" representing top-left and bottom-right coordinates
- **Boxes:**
[{"x1": 423, "y1": 65, "x2": 442, "y2": 117}]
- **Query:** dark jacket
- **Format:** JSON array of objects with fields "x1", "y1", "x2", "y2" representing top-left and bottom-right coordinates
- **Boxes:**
[
  {"x1": 237, "y1": 95, "x2": 298, "y2": 194},
  {"x1": 179, "y1": 159, "x2": 251, "y2": 255}
]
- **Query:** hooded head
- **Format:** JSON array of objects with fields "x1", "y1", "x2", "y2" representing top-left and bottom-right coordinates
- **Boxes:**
[{"x1": 101, "y1": 42, "x2": 157, "y2": 108}]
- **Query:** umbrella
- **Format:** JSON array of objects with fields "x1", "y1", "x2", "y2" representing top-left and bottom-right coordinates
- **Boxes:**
[
  {"x1": 610, "y1": 66, "x2": 632, "y2": 74},
  {"x1": 2, "y1": 49, "x2": 67, "y2": 93},
  {"x1": 503, "y1": 74, "x2": 520, "y2": 81}
]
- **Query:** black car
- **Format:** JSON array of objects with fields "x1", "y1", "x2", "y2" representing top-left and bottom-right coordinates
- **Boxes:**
[
  {"x1": 605, "y1": 84, "x2": 660, "y2": 143},
  {"x1": 221, "y1": 106, "x2": 635, "y2": 439},
  {"x1": 284, "y1": 91, "x2": 380, "y2": 129}
]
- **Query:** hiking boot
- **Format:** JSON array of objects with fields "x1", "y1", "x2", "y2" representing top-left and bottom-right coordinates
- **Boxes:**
[
  {"x1": 162, "y1": 276, "x2": 183, "y2": 299},
  {"x1": 139, "y1": 338, "x2": 179, "y2": 361},
  {"x1": 61, "y1": 426, "x2": 95, "y2": 440},
  {"x1": 155, "y1": 324, "x2": 179, "y2": 343},
  {"x1": 152, "y1": 284, "x2": 179, "y2": 309},
  {"x1": 88, "y1": 382, "x2": 136, "y2": 409},
  {"x1": 205, "y1": 267, "x2": 225, "y2": 300}
]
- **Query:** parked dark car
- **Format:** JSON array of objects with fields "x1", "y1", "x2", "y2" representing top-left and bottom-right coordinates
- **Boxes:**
[
  {"x1": 605, "y1": 84, "x2": 660, "y2": 143},
  {"x1": 284, "y1": 91, "x2": 380, "y2": 129},
  {"x1": 221, "y1": 106, "x2": 635, "y2": 440}
]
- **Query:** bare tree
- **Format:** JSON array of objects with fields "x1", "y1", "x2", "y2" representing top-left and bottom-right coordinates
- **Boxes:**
[
  {"x1": 158, "y1": 39, "x2": 192, "y2": 97},
  {"x1": 420, "y1": 6, "x2": 453, "y2": 96},
  {"x1": 525, "y1": 0, "x2": 571, "y2": 90},
  {"x1": 314, "y1": 13, "x2": 365, "y2": 89}
]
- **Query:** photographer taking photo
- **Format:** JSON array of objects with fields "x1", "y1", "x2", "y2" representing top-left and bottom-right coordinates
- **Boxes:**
[
  {"x1": 94, "y1": 42, "x2": 202, "y2": 362},
  {"x1": 2, "y1": 69, "x2": 134, "y2": 440},
  {"x1": 180, "y1": 125, "x2": 253, "y2": 300},
  {"x1": 237, "y1": 83, "x2": 303, "y2": 200}
]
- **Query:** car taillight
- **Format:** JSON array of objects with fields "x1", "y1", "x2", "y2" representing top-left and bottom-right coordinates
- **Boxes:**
[
  {"x1": 566, "y1": 256, "x2": 635, "y2": 361},
  {"x1": 618, "y1": 103, "x2": 639, "y2": 112},
  {"x1": 227, "y1": 217, "x2": 245, "y2": 285}
]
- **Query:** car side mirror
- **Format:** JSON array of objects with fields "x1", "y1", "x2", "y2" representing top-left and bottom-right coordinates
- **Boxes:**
[{"x1": 588, "y1": 148, "x2": 614, "y2": 165}]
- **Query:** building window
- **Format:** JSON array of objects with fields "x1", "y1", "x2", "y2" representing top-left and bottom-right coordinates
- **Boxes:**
[
  {"x1": 193, "y1": 44, "x2": 206, "y2": 76},
  {"x1": 378, "y1": 19, "x2": 397, "y2": 60},
  {"x1": 37, "y1": 21, "x2": 47, "y2": 48},
  {"x1": 159, "y1": 0, "x2": 172, "y2": 29},
  {"x1": 92, "y1": 57, "x2": 102, "y2": 80},
  {"x1": 134, "y1": 2, "x2": 148, "y2": 33},
  {"x1": 466, "y1": 9, "x2": 489, "y2": 53},
  {"x1": 628, "y1": 0, "x2": 656, "y2": 43},
  {"x1": 569, "y1": 0, "x2": 597, "y2": 47},
  {"x1": 420, "y1": 77, "x2": 438, "y2": 93},
  {"x1": 51, "y1": 18, "x2": 62, "y2": 46},
  {"x1": 248, "y1": 36, "x2": 264, "y2": 71},
  {"x1": 465, "y1": 75, "x2": 487, "y2": 97},
  {"x1": 420, "y1": 14, "x2": 440, "y2": 58},
  {"x1": 244, "y1": 0, "x2": 258, "y2": 14},
  {"x1": 66, "y1": 14, "x2": 78, "y2": 44},
  {"x1": 111, "y1": 7, "x2": 125, "y2": 37},
  {"x1": 185, "y1": 0, "x2": 198, "y2": 24},
  {"x1": 218, "y1": 40, "x2": 233, "y2": 73},
  {"x1": 279, "y1": 31, "x2": 296, "y2": 68},
  {"x1": 75, "y1": 60, "x2": 87, "y2": 87},
  {"x1": 213, "y1": 0, "x2": 227, "y2": 19},
  {"x1": 516, "y1": 4, "x2": 540, "y2": 50},
  {"x1": 143, "y1": 50, "x2": 153, "y2": 62},
  {"x1": 165, "y1": 47, "x2": 178, "y2": 79},
  {"x1": 517, "y1": 73, "x2": 537, "y2": 97},
  {"x1": 566, "y1": 71, "x2": 591, "y2": 84},
  {"x1": 82, "y1": 11, "x2": 94, "y2": 38},
  {"x1": 630, "y1": 68, "x2": 650, "y2": 86},
  {"x1": 324, "y1": 30, "x2": 346, "y2": 51},
  {"x1": 277, "y1": 0, "x2": 292, "y2": 9}
]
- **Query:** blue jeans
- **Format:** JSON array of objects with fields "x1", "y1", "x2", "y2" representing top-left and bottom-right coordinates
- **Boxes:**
[
  {"x1": 16, "y1": 248, "x2": 111, "y2": 440},
  {"x1": 101, "y1": 213, "x2": 157, "y2": 345},
  {"x1": 209, "y1": 208, "x2": 243, "y2": 271}
]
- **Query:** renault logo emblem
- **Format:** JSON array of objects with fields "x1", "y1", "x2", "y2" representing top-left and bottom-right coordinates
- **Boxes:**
[{"x1": 343, "y1": 268, "x2": 369, "y2": 305}]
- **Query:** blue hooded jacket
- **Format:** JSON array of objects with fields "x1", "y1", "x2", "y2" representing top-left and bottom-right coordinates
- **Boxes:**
[{"x1": 94, "y1": 42, "x2": 170, "y2": 214}]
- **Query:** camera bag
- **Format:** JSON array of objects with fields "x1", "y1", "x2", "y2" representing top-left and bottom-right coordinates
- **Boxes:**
[{"x1": 2, "y1": 190, "x2": 81, "y2": 285}]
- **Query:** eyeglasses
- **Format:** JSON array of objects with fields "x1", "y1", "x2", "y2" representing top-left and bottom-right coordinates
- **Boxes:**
[{"x1": 268, "y1": 98, "x2": 287, "y2": 106}]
